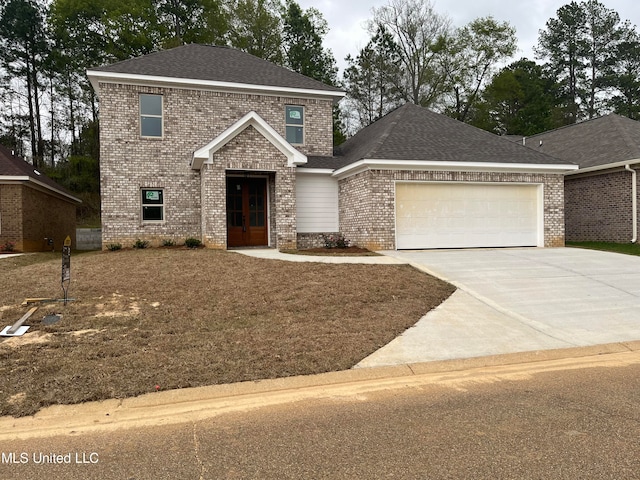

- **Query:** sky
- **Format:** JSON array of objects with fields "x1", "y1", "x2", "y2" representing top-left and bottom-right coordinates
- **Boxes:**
[{"x1": 296, "y1": 0, "x2": 640, "y2": 74}]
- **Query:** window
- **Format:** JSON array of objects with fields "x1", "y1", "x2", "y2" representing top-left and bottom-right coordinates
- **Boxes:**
[
  {"x1": 142, "y1": 189, "x2": 164, "y2": 222},
  {"x1": 140, "y1": 94, "x2": 163, "y2": 137},
  {"x1": 285, "y1": 105, "x2": 304, "y2": 144}
]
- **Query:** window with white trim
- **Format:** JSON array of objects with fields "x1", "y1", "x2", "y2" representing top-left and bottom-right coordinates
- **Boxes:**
[
  {"x1": 285, "y1": 105, "x2": 304, "y2": 144},
  {"x1": 142, "y1": 189, "x2": 164, "y2": 222},
  {"x1": 140, "y1": 94, "x2": 163, "y2": 137}
]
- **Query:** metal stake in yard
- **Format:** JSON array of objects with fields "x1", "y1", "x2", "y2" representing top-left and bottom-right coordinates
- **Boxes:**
[{"x1": 61, "y1": 235, "x2": 71, "y2": 306}]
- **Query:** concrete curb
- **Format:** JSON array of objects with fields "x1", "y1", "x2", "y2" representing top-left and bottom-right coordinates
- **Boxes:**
[{"x1": 3, "y1": 341, "x2": 640, "y2": 441}]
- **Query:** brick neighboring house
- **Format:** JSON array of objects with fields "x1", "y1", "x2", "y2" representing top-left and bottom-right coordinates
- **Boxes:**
[
  {"x1": 0, "y1": 145, "x2": 81, "y2": 252},
  {"x1": 526, "y1": 114, "x2": 640, "y2": 243},
  {"x1": 88, "y1": 44, "x2": 576, "y2": 251}
]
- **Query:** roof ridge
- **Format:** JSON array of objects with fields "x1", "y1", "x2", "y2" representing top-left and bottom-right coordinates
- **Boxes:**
[
  {"x1": 366, "y1": 104, "x2": 409, "y2": 158},
  {"x1": 527, "y1": 114, "x2": 617, "y2": 139},
  {"x1": 89, "y1": 44, "x2": 343, "y2": 94},
  {"x1": 610, "y1": 114, "x2": 640, "y2": 156}
]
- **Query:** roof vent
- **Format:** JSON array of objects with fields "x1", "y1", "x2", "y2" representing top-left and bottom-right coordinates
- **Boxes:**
[
  {"x1": 33, "y1": 169, "x2": 41, "y2": 176},
  {"x1": 539, "y1": 140, "x2": 543, "y2": 147}
]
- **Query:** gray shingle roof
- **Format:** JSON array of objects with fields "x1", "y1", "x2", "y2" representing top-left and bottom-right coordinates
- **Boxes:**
[
  {"x1": 91, "y1": 44, "x2": 343, "y2": 94},
  {"x1": 0, "y1": 144, "x2": 80, "y2": 202},
  {"x1": 525, "y1": 114, "x2": 640, "y2": 169},
  {"x1": 334, "y1": 103, "x2": 571, "y2": 166}
]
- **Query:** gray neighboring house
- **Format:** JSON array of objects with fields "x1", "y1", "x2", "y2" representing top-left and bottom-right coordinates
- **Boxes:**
[
  {"x1": 526, "y1": 114, "x2": 640, "y2": 243},
  {"x1": 88, "y1": 44, "x2": 576, "y2": 251}
]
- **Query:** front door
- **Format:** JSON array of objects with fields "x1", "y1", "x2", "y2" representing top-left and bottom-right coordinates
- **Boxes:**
[{"x1": 226, "y1": 177, "x2": 268, "y2": 247}]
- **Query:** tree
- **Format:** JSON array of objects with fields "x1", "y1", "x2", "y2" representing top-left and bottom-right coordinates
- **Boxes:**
[
  {"x1": 581, "y1": 0, "x2": 625, "y2": 119},
  {"x1": 470, "y1": 59, "x2": 557, "y2": 136},
  {"x1": 607, "y1": 27, "x2": 640, "y2": 119},
  {"x1": 536, "y1": 1, "x2": 587, "y2": 124},
  {"x1": 228, "y1": 0, "x2": 283, "y2": 64},
  {"x1": 369, "y1": 0, "x2": 451, "y2": 108},
  {"x1": 343, "y1": 26, "x2": 402, "y2": 128},
  {"x1": 282, "y1": 1, "x2": 337, "y2": 86},
  {"x1": 537, "y1": 0, "x2": 630, "y2": 122},
  {"x1": 0, "y1": 0, "x2": 48, "y2": 167},
  {"x1": 444, "y1": 17, "x2": 517, "y2": 123},
  {"x1": 156, "y1": 0, "x2": 228, "y2": 48}
]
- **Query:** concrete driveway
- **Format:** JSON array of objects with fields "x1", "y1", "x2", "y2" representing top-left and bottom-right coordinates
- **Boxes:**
[{"x1": 357, "y1": 247, "x2": 640, "y2": 367}]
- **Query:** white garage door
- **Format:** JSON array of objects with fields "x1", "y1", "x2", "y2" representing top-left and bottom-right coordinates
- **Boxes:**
[{"x1": 396, "y1": 182, "x2": 541, "y2": 249}]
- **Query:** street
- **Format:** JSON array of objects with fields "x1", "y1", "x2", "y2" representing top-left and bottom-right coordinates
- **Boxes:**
[{"x1": 2, "y1": 351, "x2": 640, "y2": 479}]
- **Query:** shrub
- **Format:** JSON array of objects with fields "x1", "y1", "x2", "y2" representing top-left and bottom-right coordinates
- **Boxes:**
[
  {"x1": 321, "y1": 233, "x2": 350, "y2": 249},
  {"x1": 133, "y1": 238, "x2": 150, "y2": 249},
  {"x1": 0, "y1": 241, "x2": 16, "y2": 252},
  {"x1": 185, "y1": 237, "x2": 202, "y2": 249},
  {"x1": 162, "y1": 239, "x2": 176, "y2": 247},
  {"x1": 106, "y1": 243, "x2": 122, "y2": 251}
]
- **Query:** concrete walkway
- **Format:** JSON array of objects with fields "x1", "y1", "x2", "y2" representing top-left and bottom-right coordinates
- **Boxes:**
[
  {"x1": 232, "y1": 248, "x2": 408, "y2": 264},
  {"x1": 0, "y1": 253, "x2": 23, "y2": 259}
]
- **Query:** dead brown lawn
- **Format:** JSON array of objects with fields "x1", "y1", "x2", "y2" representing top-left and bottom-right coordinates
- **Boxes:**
[{"x1": 0, "y1": 249, "x2": 454, "y2": 417}]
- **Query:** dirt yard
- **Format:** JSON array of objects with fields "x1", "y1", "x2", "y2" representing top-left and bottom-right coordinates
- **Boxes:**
[{"x1": 0, "y1": 249, "x2": 454, "y2": 417}]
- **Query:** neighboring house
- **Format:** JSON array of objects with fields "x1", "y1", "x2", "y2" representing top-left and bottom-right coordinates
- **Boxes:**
[
  {"x1": 0, "y1": 145, "x2": 81, "y2": 252},
  {"x1": 88, "y1": 44, "x2": 576, "y2": 251},
  {"x1": 525, "y1": 114, "x2": 640, "y2": 243}
]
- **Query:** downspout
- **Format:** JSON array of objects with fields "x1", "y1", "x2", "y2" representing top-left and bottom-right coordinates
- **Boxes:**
[{"x1": 625, "y1": 164, "x2": 637, "y2": 243}]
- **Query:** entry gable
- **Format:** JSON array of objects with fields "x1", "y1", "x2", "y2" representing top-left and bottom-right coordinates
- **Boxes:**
[{"x1": 191, "y1": 111, "x2": 307, "y2": 170}]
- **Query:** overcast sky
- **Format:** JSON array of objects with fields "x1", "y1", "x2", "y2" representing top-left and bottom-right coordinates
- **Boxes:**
[{"x1": 296, "y1": 0, "x2": 640, "y2": 74}]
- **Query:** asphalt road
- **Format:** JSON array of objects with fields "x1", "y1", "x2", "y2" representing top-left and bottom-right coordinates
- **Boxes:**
[{"x1": 2, "y1": 351, "x2": 640, "y2": 479}]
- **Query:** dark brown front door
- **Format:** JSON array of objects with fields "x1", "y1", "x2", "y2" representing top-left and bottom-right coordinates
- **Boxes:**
[{"x1": 226, "y1": 177, "x2": 268, "y2": 247}]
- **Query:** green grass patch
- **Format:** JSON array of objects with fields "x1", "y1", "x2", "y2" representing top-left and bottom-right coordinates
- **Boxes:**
[{"x1": 567, "y1": 241, "x2": 640, "y2": 256}]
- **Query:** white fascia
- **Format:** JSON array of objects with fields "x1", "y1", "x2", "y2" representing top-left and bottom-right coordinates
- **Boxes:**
[
  {"x1": 0, "y1": 176, "x2": 82, "y2": 203},
  {"x1": 564, "y1": 158, "x2": 640, "y2": 176},
  {"x1": 191, "y1": 111, "x2": 307, "y2": 170},
  {"x1": 296, "y1": 168, "x2": 334, "y2": 175},
  {"x1": 332, "y1": 159, "x2": 579, "y2": 180},
  {"x1": 86, "y1": 70, "x2": 346, "y2": 103}
]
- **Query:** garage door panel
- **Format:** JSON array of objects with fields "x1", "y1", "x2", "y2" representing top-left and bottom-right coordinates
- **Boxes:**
[{"x1": 396, "y1": 183, "x2": 540, "y2": 249}]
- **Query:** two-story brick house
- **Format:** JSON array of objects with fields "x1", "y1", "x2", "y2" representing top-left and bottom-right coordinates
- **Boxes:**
[
  {"x1": 88, "y1": 44, "x2": 343, "y2": 250},
  {"x1": 88, "y1": 44, "x2": 576, "y2": 251}
]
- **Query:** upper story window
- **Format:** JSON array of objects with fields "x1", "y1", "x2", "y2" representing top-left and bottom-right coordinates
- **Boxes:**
[
  {"x1": 285, "y1": 105, "x2": 304, "y2": 145},
  {"x1": 140, "y1": 94, "x2": 163, "y2": 138}
]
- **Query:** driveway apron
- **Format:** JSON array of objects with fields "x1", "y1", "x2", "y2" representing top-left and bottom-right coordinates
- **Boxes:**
[{"x1": 357, "y1": 248, "x2": 640, "y2": 367}]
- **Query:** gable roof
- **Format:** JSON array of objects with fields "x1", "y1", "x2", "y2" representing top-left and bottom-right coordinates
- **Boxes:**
[
  {"x1": 192, "y1": 111, "x2": 306, "y2": 170},
  {"x1": 329, "y1": 103, "x2": 575, "y2": 172},
  {"x1": 525, "y1": 114, "x2": 640, "y2": 169},
  {"x1": 88, "y1": 44, "x2": 344, "y2": 100},
  {"x1": 0, "y1": 145, "x2": 81, "y2": 203}
]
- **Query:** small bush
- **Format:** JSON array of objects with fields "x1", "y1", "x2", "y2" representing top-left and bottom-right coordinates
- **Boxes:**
[
  {"x1": 162, "y1": 239, "x2": 176, "y2": 247},
  {"x1": 133, "y1": 238, "x2": 150, "y2": 249},
  {"x1": 0, "y1": 241, "x2": 16, "y2": 252},
  {"x1": 321, "y1": 233, "x2": 350, "y2": 249},
  {"x1": 185, "y1": 237, "x2": 202, "y2": 249},
  {"x1": 106, "y1": 243, "x2": 122, "y2": 251}
]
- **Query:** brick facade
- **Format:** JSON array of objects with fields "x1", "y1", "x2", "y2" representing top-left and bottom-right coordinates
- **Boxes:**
[
  {"x1": 565, "y1": 169, "x2": 637, "y2": 242},
  {"x1": 0, "y1": 184, "x2": 77, "y2": 252},
  {"x1": 98, "y1": 80, "x2": 570, "y2": 252},
  {"x1": 201, "y1": 126, "x2": 297, "y2": 249},
  {"x1": 99, "y1": 82, "x2": 333, "y2": 249},
  {"x1": 339, "y1": 169, "x2": 566, "y2": 250}
]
